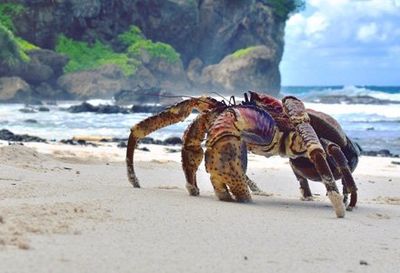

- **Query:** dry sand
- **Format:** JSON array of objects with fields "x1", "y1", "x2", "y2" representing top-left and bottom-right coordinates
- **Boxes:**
[{"x1": 0, "y1": 141, "x2": 399, "y2": 273}]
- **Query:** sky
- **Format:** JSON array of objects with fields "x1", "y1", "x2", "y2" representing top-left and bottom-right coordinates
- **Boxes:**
[{"x1": 280, "y1": 0, "x2": 400, "y2": 86}]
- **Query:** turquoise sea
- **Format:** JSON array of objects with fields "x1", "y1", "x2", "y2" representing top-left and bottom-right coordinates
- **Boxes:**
[{"x1": 1, "y1": 85, "x2": 399, "y2": 155}]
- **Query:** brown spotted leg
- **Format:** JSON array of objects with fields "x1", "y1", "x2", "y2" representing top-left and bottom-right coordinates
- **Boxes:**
[
  {"x1": 320, "y1": 138, "x2": 358, "y2": 210},
  {"x1": 126, "y1": 97, "x2": 221, "y2": 188},
  {"x1": 205, "y1": 136, "x2": 251, "y2": 202},
  {"x1": 182, "y1": 112, "x2": 216, "y2": 196},
  {"x1": 290, "y1": 165, "x2": 313, "y2": 201},
  {"x1": 283, "y1": 96, "x2": 345, "y2": 218}
]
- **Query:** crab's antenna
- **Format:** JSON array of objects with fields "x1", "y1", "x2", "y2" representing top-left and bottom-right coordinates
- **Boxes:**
[
  {"x1": 229, "y1": 95, "x2": 236, "y2": 106},
  {"x1": 211, "y1": 91, "x2": 229, "y2": 104},
  {"x1": 244, "y1": 92, "x2": 249, "y2": 103}
]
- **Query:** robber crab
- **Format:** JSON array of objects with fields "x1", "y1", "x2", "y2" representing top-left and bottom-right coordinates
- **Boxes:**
[{"x1": 126, "y1": 92, "x2": 359, "y2": 218}]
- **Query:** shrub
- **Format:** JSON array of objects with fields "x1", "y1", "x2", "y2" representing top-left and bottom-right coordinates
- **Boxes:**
[
  {"x1": 119, "y1": 26, "x2": 180, "y2": 63},
  {"x1": 0, "y1": 3, "x2": 25, "y2": 32},
  {"x1": 0, "y1": 22, "x2": 28, "y2": 66},
  {"x1": 15, "y1": 37, "x2": 39, "y2": 52},
  {"x1": 55, "y1": 35, "x2": 138, "y2": 75},
  {"x1": 118, "y1": 26, "x2": 143, "y2": 47},
  {"x1": 266, "y1": 0, "x2": 305, "y2": 21},
  {"x1": 232, "y1": 46, "x2": 258, "y2": 58}
]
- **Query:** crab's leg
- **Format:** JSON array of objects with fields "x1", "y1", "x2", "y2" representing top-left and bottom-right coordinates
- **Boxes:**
[
  {"x1": 320, "y1": 138, "x2": 358, "y2": 210},
  {"x1": 245, "y1": 175, "x2": 263, "y2": 193},
  {"x1": 205, "y1": 109, "x2": 250, "y2": 202},
  {"x1": 290, "y1": 164, "x2": 313, "y2": 200},
  {"x1": 205, "y1": 106, "x2": 278, "y2": 202},
  {"x1": 126, "y1": 97, "x2": 220, "y2": 188},
  {"x1": 182, "y1": 111, "x2": 215, "y2": 196},
  {"x1": 205, "y1": 135, "x2": 250, "y2": 202},
  {"x1": 283, "y1": 96, "x2": 345, "y2": 218},
  {"x1": 182, "y1": 108, "x2": 262, "y2": 197}
]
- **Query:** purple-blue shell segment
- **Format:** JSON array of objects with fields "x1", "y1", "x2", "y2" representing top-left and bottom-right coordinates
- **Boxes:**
[{"x1": 234, "y1": 106, "x2": 276, "y2": 146}]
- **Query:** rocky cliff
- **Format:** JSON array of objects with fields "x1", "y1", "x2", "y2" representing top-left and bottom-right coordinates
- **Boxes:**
[{"x1": 0, "y1": 0, "x2": 302, "y2": 102}]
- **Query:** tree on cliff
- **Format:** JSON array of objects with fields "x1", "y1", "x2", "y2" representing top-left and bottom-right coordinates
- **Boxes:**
[{"x1": 267, "y1": 0, "x2": 305, "y2": 20}]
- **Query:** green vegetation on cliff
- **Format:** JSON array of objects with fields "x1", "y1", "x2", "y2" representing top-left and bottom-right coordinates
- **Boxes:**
[
  {"x1": 55, "y1": 26, "x2": 181, "y2": 75},
  {"x1": 0, "y1": 23, "x2": 29, "y2": 65},
  {"x1": 55, "y1": 35, "x2": 139, "y2": 75},
  {"x1": 0, "y1": 3, "x2": 25, "y2": 32},
  {"x1": 232, "y1": 46, "x2": 258, "y2": 58},
  {"x1": 0, "y1": 3, "x2": 39, "y2": 66},
  {"x1": 119, "y1": 26, "x2": 180, "y2": 63},
  {"x1": 266, "y1": 0, "x2": 305, "y2": 20}
]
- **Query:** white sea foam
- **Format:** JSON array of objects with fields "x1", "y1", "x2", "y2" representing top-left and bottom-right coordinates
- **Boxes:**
[
  {"x1": 304, "y1": 102, "x2": 400, "y2": 121},
  {"x1": 284, "y1": 85, "x2": 400, "y2": 103},
  {"x1": 1, "y1": 90, "x2": 399, "y2": 154}
]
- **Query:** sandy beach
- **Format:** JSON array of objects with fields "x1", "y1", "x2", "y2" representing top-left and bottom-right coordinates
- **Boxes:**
[{"x1": 0, "y1": 140, "x2": 399, "y2": 273}]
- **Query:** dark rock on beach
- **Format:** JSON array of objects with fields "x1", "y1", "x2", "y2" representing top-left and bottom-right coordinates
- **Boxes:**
[
  {"x1": 67, "y1": 102, "x2": 96, "y2": 113},
  {"x1": 59, "y1": 138, "x2": 98, "y2": 147},
  {"x1": 38, "y1": 106, "x2": 50, "y2": 112},
  {"x1": 114, "y1": 86, "x2": 181, "y2": 106},
  {"x1": 361, "y1": 149, "x2": 398, "y2": 158},
  {"x1": 163, "y1": 137, "x2": 182, "y2": 145},
  {"x1": 110, "y1": 137, "x2": 128, "y2": 143},
  {"x1": 24, "y1": 119, "x2": 38, "y2": 124},
  {"x1": 131, "y1": 105, "x2": 166, "y2": 113},
  {"x1": 117, "y1": 141, "x2": 127, "y2": 148},
  {"x1": 19, "y1": 108, "x2": 37, "y2": 113},
  {"x1": 0, "y1": 129, "x2": 46, "y2": 143},
  {"x1": 67, "y1": 102, "x2": 130, "y2": 114}
]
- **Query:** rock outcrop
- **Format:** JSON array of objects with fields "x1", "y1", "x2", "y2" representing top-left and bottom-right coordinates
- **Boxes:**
[
  {"x1": 1, "y1": 0, "x2": 290, "y2": 101},
  {"x1": 57, "y1": 64, "x2": 129, "y2": 99},
  {"x1": 0, "y1": 48, "x2": 70, "y2": 101},
  {"x1": 0, "y1": 77, "x2": 31, "y2": 102},
  {"x1": 14, "y1": 0, "x2": 285, "y2": 66},
  {"x1": 199, "y1": 46, "x2": 280, "y2": 95}
]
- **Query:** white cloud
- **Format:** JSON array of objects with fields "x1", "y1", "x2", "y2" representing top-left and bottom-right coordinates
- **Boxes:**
[
  {"x1": 286, "y1": 0, "x2": 400, "y2": 46},
  {"x1": 282, "y1": 0, "x2": 400, "y2": 85},
  {"x1": 305, "y1": 12, "x2": 329, "y2": 36},
  {"x1": 286, "y1": 14, "x2": 306, "y2": 39},
  {"x1": 357, "y1": 23, "x2": 378, "y2": 42}
]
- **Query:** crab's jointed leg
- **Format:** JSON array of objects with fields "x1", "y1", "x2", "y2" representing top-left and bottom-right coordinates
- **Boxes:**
[
  {"x1": 205, "y1": 135, "x2": 251, "y2": 202},
  {"x1": 245, "y1": 175, "x2": 264, "y2": 194},
  {"x1": 126, "y1": 97, "x2": 221, "y2": 188},
  {"x1": 182, "y1": 112, "x2": 214, "y2": 196},
  {"x1": 321, "y1": 138, "x2": 358, "y2": 210},
  {"x1": 283, "y1": 96, "x2": 345, "y2": 218},
  {"x1": 205, "y1": 106, "x2": 278, "y2": 202},
  {"x1": 290, "y1": 165, "x2": 313, "y2": 201}
]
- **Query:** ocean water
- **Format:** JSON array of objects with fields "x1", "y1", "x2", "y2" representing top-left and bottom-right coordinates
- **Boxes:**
[
  {"x1": 282, "y1": 85, "x2": 400, "y2": 155},
  {"x1": 0, "y1": 85, "x2": 399, "y2": 155}
]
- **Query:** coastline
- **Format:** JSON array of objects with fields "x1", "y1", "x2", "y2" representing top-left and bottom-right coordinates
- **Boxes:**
[{"x1": 0, "y1": 141, "x2": 399, "y2": 273}]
